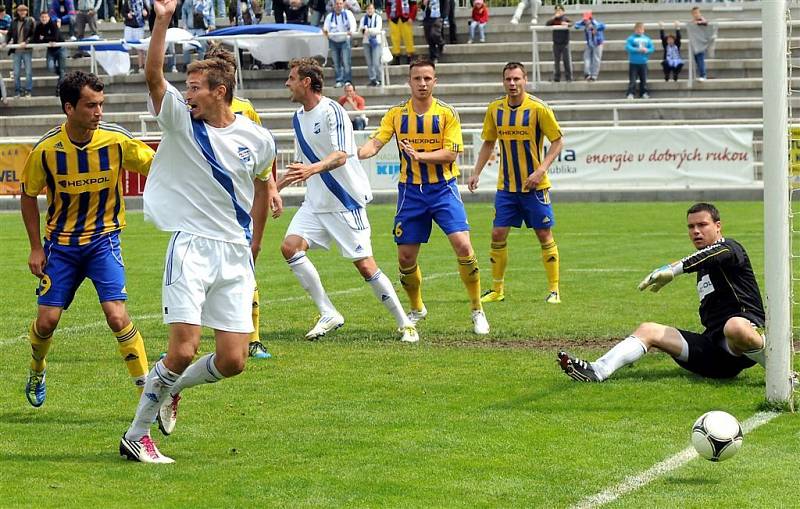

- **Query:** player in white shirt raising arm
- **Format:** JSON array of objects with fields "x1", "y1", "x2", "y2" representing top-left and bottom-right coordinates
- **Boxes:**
[
  {"x1": 119, "y1": 0, "x2": 278, "y2": 464},
  {"x1": 279, "y1": 57, "x2": 418, "y2": 344}
]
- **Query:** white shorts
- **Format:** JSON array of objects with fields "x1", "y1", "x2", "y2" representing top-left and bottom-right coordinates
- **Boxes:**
[
  {"x1": 162, "y1": 232, "x2": 255, "y2": 333},
  {"x1": 286, "y1": 206, "x2": 373, "y2": 260},
  {"x1": 124, "y1": 26, "x2": 145, "y2": 43}
]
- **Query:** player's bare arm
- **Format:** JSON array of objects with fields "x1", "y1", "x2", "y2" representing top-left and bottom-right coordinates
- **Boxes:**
[
  {"x1": 266, "y1": 177, "x2": 283, "y2": 219},
  {"x1": 281, "y1": 150, "x2": 348, "y2": 187},
  {"x1": 250, "y1": 178, "x2": 269, "y2": 262},
  {"x1": 468, "y1": 140, "x2": 496, "y2": 192},
  {"x1": 357, "y1": 138, "x2": 384, "y2": 159},
  {"x1": 524, "y1": 137, "x2": 563, "y2": 191},
  {"x1": 146, "y1": 0, "x2": 177, "y2": 115},
  {"x1": 20, "y1": 193, "x2": 45, "y2": 278},
  {"x1": 399, "y1": 139, "x2": 457, "y2": 164}
]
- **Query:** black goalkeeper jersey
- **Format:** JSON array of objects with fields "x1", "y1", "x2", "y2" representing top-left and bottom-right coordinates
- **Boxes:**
[{"x1": 679, "y1": 238, "x2": 765, "y2": 332}]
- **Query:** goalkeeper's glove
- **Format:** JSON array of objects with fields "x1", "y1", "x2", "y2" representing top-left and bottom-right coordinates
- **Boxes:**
[{"x1": 638, "y1": 262, "x2": 683, "y2": 293}]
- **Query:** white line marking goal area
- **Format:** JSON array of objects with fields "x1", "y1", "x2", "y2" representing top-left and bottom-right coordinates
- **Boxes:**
[{"x1": 572, "y1": 411, "x2": 780, "y2": 509}]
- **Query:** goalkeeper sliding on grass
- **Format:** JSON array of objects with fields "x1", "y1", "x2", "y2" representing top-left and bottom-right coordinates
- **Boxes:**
[{"x1": 558, "y1": 202, "x2": 767, "y2": 382}]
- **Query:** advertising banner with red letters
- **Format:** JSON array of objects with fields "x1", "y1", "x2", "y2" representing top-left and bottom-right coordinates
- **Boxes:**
[{"x1": 473, "y1": 126, "x2": 756, "y2": 190}]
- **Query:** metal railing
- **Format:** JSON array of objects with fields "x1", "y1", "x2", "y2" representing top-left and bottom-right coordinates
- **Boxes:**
[{"x1": 134, "y1": 100, "x2": 763, "y2": 135}]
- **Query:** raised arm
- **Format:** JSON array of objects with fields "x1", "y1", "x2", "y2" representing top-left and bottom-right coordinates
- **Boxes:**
[{"x1": 146, "y1": 0, "x2": 177, "y2": 115}]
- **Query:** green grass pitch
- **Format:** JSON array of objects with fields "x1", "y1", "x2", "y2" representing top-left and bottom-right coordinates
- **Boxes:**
[{"x1": 0, "y1": 201, "x2": 797, "y2": 508}]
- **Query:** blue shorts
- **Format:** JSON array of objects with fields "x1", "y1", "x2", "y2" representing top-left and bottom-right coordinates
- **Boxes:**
[
  {"x1": 394, "y1": 179, "x2": 470, "y2": 244},
  {"x1": 493, "y1": 189, "x2": 556, "y2": 229},
  {"x1": 37, "y1": 231, "x2": 128, "y2": 309}
]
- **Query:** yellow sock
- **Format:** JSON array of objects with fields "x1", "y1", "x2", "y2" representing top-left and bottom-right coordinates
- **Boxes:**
[
  {"x1": 541, "y1": 240, "x2": 560, "y2": 293},
  {"x1": 399, "y1": 264, "x2": 424, "y2": 311},
  {"x1": 489, "y1": 241, "x2": 508, "y2": 294},
  {"x1": 29, "y1": 321, "x2": 53, "y2": 373},
  {"x1": 250, "y1": 287, "x2": 260, "y2": 343},
  {"x1": 457, "y1": 254, "x2": 482, "y2": 311},
  {"x1": 114, "y1": 323, "x2": 149, "y2": 394}
]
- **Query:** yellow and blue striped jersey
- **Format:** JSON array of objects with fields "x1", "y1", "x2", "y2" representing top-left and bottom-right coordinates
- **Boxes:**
[
  {"x1": 21, "y1": 122, "x2": 154, "y2": 246},
  {"x1": 231, "y1": 96, "x2": 262, "y2": 125},
  {"x1": 481, "y1": 93, "x2": 562, "y2": 192},
  {"x1": 371, "y1": 98, "x2": 463, "y2": 185}
]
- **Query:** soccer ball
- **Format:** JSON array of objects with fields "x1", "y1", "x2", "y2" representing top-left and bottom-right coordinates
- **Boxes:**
[{"x1": 691, "y1": 411, "x2": 743, "y2": 462}]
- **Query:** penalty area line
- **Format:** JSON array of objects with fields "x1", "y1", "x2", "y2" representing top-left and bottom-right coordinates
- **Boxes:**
[{"x1": 572, "y1": 411, "x2": 780, "y2": 509}]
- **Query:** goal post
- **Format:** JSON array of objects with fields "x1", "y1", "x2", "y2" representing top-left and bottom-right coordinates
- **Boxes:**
[{"x1": 761, "y1": 0, "x2": 794, "y2": 407}]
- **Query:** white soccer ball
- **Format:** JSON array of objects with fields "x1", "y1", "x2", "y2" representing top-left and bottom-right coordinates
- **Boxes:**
[{"x1": 691, "y1": 411, "x2": 743, "y2": 462}]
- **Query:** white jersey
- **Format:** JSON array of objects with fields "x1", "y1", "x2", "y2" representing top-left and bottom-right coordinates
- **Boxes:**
[
  {"x1": 144, "y1": 83, "x2": 275, "y2": 246},
  {"x1": 293, "y1": 96, "x2": 372, "y2": 213}
]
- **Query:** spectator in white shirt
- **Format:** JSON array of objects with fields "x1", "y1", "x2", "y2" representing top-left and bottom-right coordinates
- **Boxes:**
[
  {"x1": 323, "y1": 0, "x2": 356, "y2": 87},
  {"x1": 359, "y1": 3, "x2": 382, "y2": 86}
]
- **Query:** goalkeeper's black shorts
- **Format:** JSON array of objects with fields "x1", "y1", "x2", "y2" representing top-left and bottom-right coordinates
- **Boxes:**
[{"x1": 673, "y1": 326, "x2": 757, "y2": 379}]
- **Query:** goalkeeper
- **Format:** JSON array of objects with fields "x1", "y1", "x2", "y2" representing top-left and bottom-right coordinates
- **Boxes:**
[{"x1": 558, "y1": 202, "x2": 766, "y2": 382}]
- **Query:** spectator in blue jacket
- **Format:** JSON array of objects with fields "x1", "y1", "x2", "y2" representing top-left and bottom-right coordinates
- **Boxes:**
[
  {"x1": 574, "y1": 10, "x2": 603, "y2": 81},
  {"x1": 625, "y1": 22, "x2": 654, "y2": 99}
]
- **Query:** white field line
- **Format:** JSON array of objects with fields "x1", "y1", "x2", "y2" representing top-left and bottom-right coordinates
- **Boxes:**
[
  {"x1": 572, "y1": 411, "x2": 781, "y2": 509},
  {"x1": 0, "y1": 265, "x2": 640, "y2": 348}
]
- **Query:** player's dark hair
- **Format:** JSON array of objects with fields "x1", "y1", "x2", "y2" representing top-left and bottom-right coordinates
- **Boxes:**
[
  {"x1": 409, "y1": 56, "x2": 435, "y2": 73},
  {"x1": 59, "y1": 71, "x2": 104, "y2": 114},
  {"x1": 502, "y1": 62, "x2": 527, "y2": 78},
  {"x1": 188, "y1": 57, "x2": 236, "y2": 105},
  {"x1": 687, "y1": 202, "x2": 721, "y2": 222},
  {"x1": 289, "y1": 57, "x2": 324, "y2": 93}
]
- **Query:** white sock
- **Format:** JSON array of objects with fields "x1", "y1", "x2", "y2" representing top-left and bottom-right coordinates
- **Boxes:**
[
  {"x1": 742, "y1": 346, "x2": 766, "y2": 367},
  {"x1": 367, "y1": 269, "x2": 412, "y2": 327},
  {"x1": 592, "y1": 335, "x2": 647, "y2": 381},
  {"x1": 170, "y1": 353, "x2": 225, "y2": 396},
  {"x1": 287, "y1": 251, "x2": 337, "y2": 315},
  {"x1": 125, "y1": 360, "x2": 180, "y2": 440}
]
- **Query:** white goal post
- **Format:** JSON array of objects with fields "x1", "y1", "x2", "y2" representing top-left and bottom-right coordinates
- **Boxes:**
[{"x1": 762, "y1": 1, "x2": 794, "y2": 407}]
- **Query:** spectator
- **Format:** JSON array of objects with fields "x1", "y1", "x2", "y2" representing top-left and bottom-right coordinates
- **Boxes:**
[
  {"x1": 326, "y1": 0, "x2": 359, "y2": 15},
  {"x1": 359, "y1": 2, "x2": 382, "y2": 86},
  {"x1": 0, "y1": 4, "x2": 11, "y2": 36},
  {"x1": 308, "y1": 0, "x2": 326, "y2": 26},
  {"x1": 323, "y1": 0, "x2": 355, "y2": 87},
  {"x1": 229, "y1": 0, "x2": 257, "y2": 25},
  {"x1": 442, "y1": 0, "x2": 455, "y2": 44},
  {"x1": 34, "y1": 9, "x2": 65, "y2": 96},
  {"x1": 386, "y1": 0, "x2": 416, "y2": 65},
  {"x1": 625, "y1": 22, "x2": 654, "y2": 99},
  {"x1": 545, "y1": 4, "x2": 571, "y2": 82},
  {"x1": 659, "y1": 21, "x2": 683, "y2": 82},
  {"x1": 99, "y1": 0, "x2": 116, "y2": 22},
  {"x1": 421, "y1": 0, "x2": 446, "y2": 63},
  {"x1": 49, "y1": 0, "x2": 76, "y2": 38},
  {"x1": 574, "y1": 10, "x2": 603, "y2": 81},
  {"x1": 74, "y1": 0, "x2": 98, "y2": 39},
  {"x1": 510, "y1": 0, "x2": 540, "y2": 25},
  {"x1": 687, "y1": 6, "x2": 716, "y2": 82},
  {"x1": 467, "y1": 0, "x2": 487, "y2": 44},
  {"x1": 121, "y1": 0, "x2": 148, "y2": 73},
  {"x1": 181, "y1": 0, "x2": 215, "y2": 71},
  {"x1": 284, "y1": 0, "x2": 309, "y2": 24},
  {"x1": 3, "y1": 3, "x2": 35, "y2": 97},
  {"x1": 338, "y1": 82, "x2": 367, "y2": 130},
  {"x1": 0, "y1": 4, "x2": 9, "y2": 105}
]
